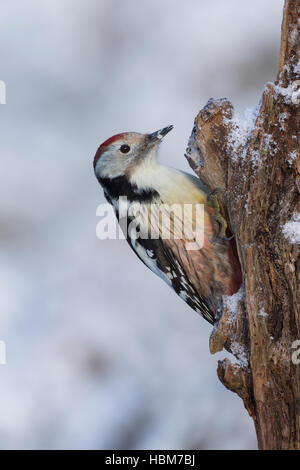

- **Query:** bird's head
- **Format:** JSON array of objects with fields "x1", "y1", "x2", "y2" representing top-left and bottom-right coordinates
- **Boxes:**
[{"x1": 93, "y1": 125, "x2": 173, "y2": 181}]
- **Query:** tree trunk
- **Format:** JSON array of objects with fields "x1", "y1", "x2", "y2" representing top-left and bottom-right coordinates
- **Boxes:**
[{"x1": 186, "y1": 0, "x2": 300, "y2": 450}]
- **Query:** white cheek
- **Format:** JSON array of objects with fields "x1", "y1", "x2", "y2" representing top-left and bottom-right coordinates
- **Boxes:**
[{"x1": 95, "y1": 150, "x2": 129, "y2": 179}]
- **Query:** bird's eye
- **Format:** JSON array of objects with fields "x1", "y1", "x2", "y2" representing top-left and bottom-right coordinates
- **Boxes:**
[{"x1": 120, "y1": 144, "x2": 130, "y2": 154}]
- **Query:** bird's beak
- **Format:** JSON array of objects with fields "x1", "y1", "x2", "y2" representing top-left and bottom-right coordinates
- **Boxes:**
[{"x1": 148, "y1": 125, "x2": 174, "y2": 143}]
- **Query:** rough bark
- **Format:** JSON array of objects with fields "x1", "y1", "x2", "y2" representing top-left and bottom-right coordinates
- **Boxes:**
[{"x1": 185, "y1": 0, "x2": 300, "y2": 450}]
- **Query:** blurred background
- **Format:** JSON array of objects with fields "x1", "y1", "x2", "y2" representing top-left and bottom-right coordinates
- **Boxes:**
[{"x1": 0, "y1": 0, "x2": 283, "y2": 450}]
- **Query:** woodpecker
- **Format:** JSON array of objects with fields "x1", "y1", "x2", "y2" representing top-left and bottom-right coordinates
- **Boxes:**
[{"x1": 93, "y1": 126, "x2": 242, "y2": 324}]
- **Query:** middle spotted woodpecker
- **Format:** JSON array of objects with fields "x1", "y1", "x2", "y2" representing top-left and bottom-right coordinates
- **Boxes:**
[{"x1": 93, "y1": 126, "x2": 242, "y2": 324}]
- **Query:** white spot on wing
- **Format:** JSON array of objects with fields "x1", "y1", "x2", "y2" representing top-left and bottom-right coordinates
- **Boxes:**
[{"x1": 132, "y1": 240, "x2": 172, "y2": 286}]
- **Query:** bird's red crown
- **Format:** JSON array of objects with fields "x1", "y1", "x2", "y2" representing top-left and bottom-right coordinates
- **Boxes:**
[{"x1": 93, "y1": 133, "x2": 126, "y2": 168}]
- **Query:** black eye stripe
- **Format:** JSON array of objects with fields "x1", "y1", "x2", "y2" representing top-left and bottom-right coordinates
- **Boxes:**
[{"x1": 120, "y1": 144, "x2": 130, "y2": 154}]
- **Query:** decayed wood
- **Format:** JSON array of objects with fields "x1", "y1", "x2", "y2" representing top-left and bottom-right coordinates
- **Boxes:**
[{"x1": 186, "y1": 0, "x2": 300, "y2": 450}]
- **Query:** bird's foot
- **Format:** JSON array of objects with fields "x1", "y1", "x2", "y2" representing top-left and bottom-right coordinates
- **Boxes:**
[{"x1": 207, "y1": 188, "x2": 230, "y2": 239}]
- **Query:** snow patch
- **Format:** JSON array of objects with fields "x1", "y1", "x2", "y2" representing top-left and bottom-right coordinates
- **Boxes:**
[
  {"x1": 230, "y1": 342, "x2": 248, "y2": 368},
  {"x1": 278, "y1": 112, "x2": 288, "y2": 131},
  {"x1": 258, "y1": 309, "x2": 268, "y2": 318},
  {"x1": 226, "y1": 106, "x2": 259, "y2": 161},
  {"x1": 294, "y1": 58, "x2": 300, "y2": 75},
  {"x1": 222, "y1": 287, "x2": 244, "y2": 325},
  {"x1": 263, "y1": 134, "x2": 278, "y2": 157},
  {"x1": 249, "y1": 148, "x2": 260, "y2": 167},
  {"x1": 274, "y1": 82, "x2": 294, "y2": 104},
  {"x1": 287, "y1": 150, "x2": 298, "y2": 166},
  {"x1": 282, "y1": 213, "x2": 300, "y2": 244},
  {"x1": 290, "y1": 27, "x2": 298, "y2": 47}
]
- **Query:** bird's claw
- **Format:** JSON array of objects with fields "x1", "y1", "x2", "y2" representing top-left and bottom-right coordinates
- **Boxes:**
[
  {"x1": 221, "y1": 234, "x2": 234, "y2": 242},
  {"x1": 207, "y1": 188, "x2": 231, "y2": 240},
  {"x1": 207, "y1": 187, "x2": 225, "y2": 202}
]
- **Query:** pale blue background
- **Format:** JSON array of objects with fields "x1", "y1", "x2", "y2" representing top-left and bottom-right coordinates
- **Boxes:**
[{"x1": 0, "y1": 0, "x2": 283, "y2": 449}]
